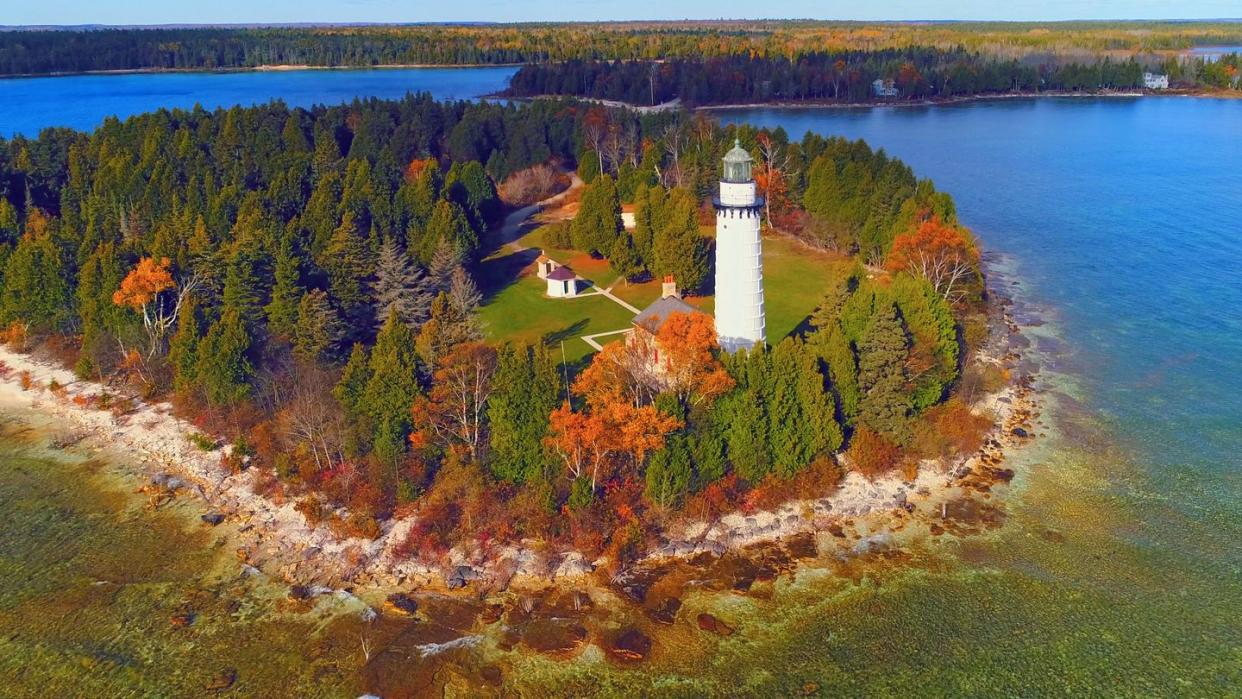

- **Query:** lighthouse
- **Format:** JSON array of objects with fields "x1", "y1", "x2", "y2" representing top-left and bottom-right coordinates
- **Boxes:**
[{"x1": 713, "y1": 140, "x2": 766, "y2": 353}]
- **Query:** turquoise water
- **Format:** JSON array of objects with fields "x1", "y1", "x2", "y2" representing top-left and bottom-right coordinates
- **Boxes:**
[
  {"x1": 0, "y1": 66, "x2": 517, "y2": 137},
  {"x1": 0, "y1": 73, "x2": 1239, "y2": 695}
]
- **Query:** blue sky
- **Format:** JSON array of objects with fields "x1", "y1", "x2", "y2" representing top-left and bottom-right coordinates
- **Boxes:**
[{"x1": 5, "y1": 1, "x2": 1239, "y2": 25}]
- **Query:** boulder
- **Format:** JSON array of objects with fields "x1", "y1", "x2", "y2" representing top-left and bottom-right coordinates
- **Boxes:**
[
  {"x1": 646, "y1": 597, "x2": 681, "y2": 625},
  {"x1": 696, "y1": 613, "x2": 735, "y2": 637},
  {"x1": 607, "y1": 628, "x2": 652, "y2": 662},
  {"x1": 201, "y1": 513, "x2": 226, "y2": 526},
  {"x1": 553, "y1": 552, "x2": 594, "y2": 579},
  {"x1": 385, "y1": 593, "x2": 419, "y2": 616}
]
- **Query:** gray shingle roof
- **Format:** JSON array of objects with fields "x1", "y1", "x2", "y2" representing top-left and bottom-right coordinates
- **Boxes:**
[{"x1": 632, "y1": 295, "x2": 705, "y2": 333}]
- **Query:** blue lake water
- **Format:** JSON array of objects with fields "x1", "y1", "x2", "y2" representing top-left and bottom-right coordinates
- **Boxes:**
[
  {"x1": 0, "y1": 66, "x2": 517, "y2": 137},
  {"x1": 1, "y1": 71, "x2": 1239, "y2": 694}
]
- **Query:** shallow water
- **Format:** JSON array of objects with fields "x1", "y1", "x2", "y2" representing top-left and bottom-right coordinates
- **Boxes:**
[{"x1": 0, "y1": 81, "x2": 1239, "y2": 696}]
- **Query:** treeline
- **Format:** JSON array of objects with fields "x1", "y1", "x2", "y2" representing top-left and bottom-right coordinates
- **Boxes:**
[
  {"x1": 1, "y1": 21, "x2": 1240, "y2": 76},
  {"x1": 508, "y1": 50, "x2": 1240, "y2": 106},
  {"x1": 0, "y1": 95, "x2": 989, "y2": 562}
]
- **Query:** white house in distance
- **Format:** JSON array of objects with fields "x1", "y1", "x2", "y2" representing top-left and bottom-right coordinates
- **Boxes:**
[
  {"x1": 873, "y1": 78, "x2": 900, "y2": 98},
  {"x1": 712, "y1": 140, "x2": 767, "y2": 353},
  {"x1": 1143, "y1": 72, "x2": 1170, "y2": 89},
  {"x1": 545, "y1": 264, "x2": 578, "y2": 297}
]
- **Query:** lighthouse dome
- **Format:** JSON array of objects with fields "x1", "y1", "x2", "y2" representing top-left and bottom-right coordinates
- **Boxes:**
[{"x1": 722, "y1": 139, "x2": 753, "y2": 183}]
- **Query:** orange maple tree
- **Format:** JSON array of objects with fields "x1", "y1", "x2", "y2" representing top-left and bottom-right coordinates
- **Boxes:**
[
  {"x1": 113, "y1": 256, "x2": 200, "y2": 360},
  {"x1": 885, "y1": 217, "x2": 979, "y2": 302}
]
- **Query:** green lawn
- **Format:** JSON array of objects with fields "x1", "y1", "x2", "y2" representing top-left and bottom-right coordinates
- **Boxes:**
[
  {"x1": 479, "y1": 272, "x2": 639, "y2": 362},
  {"x1": 478, "y1": 231, "x2": 847, "y2": 363}
]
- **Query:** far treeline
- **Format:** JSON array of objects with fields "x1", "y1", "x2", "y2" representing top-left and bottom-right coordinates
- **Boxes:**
[
  {"x1": 0, "y1": 94, "x2": 992, "y2": 563},
  {"x1": 507, "y1": 49, "x2": 1242, "y2": 106},
  {"x1": 1, "y1": 21, "x2": 1241, "y2": 75}
]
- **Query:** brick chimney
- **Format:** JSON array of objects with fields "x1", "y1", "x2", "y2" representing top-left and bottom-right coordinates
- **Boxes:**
[{"x1": 662, "y1": 275, "x2": 680, "y2": 299}]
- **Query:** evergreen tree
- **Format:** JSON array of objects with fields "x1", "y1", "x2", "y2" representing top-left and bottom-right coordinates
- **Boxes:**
[
  {"x1": 373, "y1": 238, "x2": 432, "y2": 330},
  {"x1": 570, "y1": 174, "x2": 622, "y2": 255},
  {"x1": 487, "y1": 343, "x2": 559, "y2": 484},
  {"x1": 332, "y1": 342, "x2": 370, "y2": 454},
  {"x1": 168, "y1": 298, "x2": 201, "y2": 395},
  {"x1": 645, "y1": 434, "x2": 693, "y2": 508},
  {"x1": 420, "y1": 200, "x2": 477, "y2": 264},
  {"x1": 221, "y1": 241, "x2": 265, "y2": 331},
  {"x1": 856, "y1": 302, "x2": 911, "y2": 442},
  {"x1": 722, "y1": 386, "x2": 770, "y2": 483},
  {"x1": 266, "y1": 233, "x2": 303, "y2": 339},
  {"x1": 652, "y1": 188, "x2": 710, "y2": 292},
  {"x1": 813, "y1": 322, "x2": 860, "y2": 422},
  {"x1": 75, "y1": 242, "x2": 125, "y2": 377},
  {"x1": 426, "y1": 238, "x2": 463, "y2": 295},
  {"x1": 609, "y1": 232, "x2": 643, "y2": 283},
  {"x1": 321, "y1": 211, "x2": 374, "y2": 336},
  {"x1": 767, "y1": 338, "x2": 808, "y2": 477},
  {"x1": 293, "y1": 289, "x2": 344, "y2": 362},
  {"x1": 363, "y1": 309, "x2": 421, "y2": 465},
  {"x1": 0, "y1": 228, "x2": 70, "y2": 332},
  {"x1": 196, "y1": 308, "x2": 253, "y2": 406},
  {"x1": 630, "y1": 183, "x2": 662, "y2": 266}
]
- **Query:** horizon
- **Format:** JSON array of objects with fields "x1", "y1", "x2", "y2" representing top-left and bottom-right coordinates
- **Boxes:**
[{"x1": 3, "y1": 1, "x2": 1241, "y2": 26}]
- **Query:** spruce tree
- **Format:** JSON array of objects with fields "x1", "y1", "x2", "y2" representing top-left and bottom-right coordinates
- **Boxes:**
[
  {"x1": 652, "y1": 188, "x2": 709, "y2": 292},
  {"x1": 334, "y1": 342, "x2": 373, "y2": 454},
  {"x1": 630, "y1": 183, "x2": 662, "y2": 266},
  {"x1": 364, "y1": 309, "x2": 421, "y2": 465},
  {"x1": 420, "y1": 200, "x2": 477, "y2": 264},
  {"x1": 609, "y1": 232, "x2": 643, "y2": 283},
  {"x1": 570, "y1": 174, "x2": 622, "y2": 255},
  {"x1": 0, "y1": 229, "x2": 71, "y2": 332},
  {"x1": 266, "y1": 234, "x2": 303, "y2": 340},
  {"x1": 293, "y1": 289, "x2": 344, "y2": 362},
  {"x1": 487, "y1": 343, "x2": 558, "y2": 484},
  {"x1": 168, "y1": 299, "x2": 201, "y2": 395},
  {"x1": 373, "y1": 237, "x2": 432, "y2": 330},
  {"x1": 813, "y1": 322, "x2": 860, "y2": 422},
  {"x1": 798, "y1": 344, "x2": 844, "y2": 457},
  {"x1": 75, "y1": 242, "x2": 125, "y2": 377},
  {"x1": 767, "y1": 338, "x2": 808, "y2": 477},
  {"x1": 856, "y1": 302, "x2": 911, "y2": 442},
  {"x1": 221, "y1": 241, "x2": 265, "y2": 332},
  {"x1": 196, "y1": 308, "x2": 253, "y2": 407},
  {"x1": 645, "y1": 434, "x2": 693, "y2": 508},
  {"x1": 321, "y1": 211, "x2": 374, "y2": 337}
]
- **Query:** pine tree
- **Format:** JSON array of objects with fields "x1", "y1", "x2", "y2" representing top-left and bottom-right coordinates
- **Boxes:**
[
  {"x1": 196, "y1": 308, "x2": 253, "y2": 407},
  {"x1": 609, "y1": 232, "x2": 643, "y2": 283},
  {"x1": 420, "y1": 200, "x2": 477, "y2": 264},
  {"x1": 426, "y1": 238, "x2": 463, "y2": 295},
  {"x1": 487, "y1": 343, "x2": 558, "y2": 484},
  {"x1": 798, "y1": 344, "x2": 844, "y2": 457},
  {"x1": 630, "y1": 183, "x2": 662, "y2": 266},
  {"x1": 321, "y1": 211, "x2": 374, "y2": 336},
  {"x1": 266, "y1": 234, "x2": 303, "y2": 340},
  {"x1": 570, "y1": 174, "x2": 622, "y2": 255},
  {"x1": 0, "y1": 228, "x2": 71, "y2": 332},
  {"x1": 856, "y1": 302, "x2": 911, "y2": 442},
  {"x1": 652, "y1": 188, "x2": 709, "y2": 292},
  {"x1": 373, "y1": 238, "x2": 433, "y2": 330},
  {"x1": 221, "y1": 241, "x2": 264, "y2": 331},
  {"x1": 293, "y1": 289, "x2": 344, "y2": 362},
  {"x1": 168, "y1": 299, "x2": 202, "y2": 395},
  {"x1": 364, "y1": 309, "x2": 421, "y2": 465},
  {"x1": 75, "y1": 242, "x2": 125, "y2": 377},
  {"x1": 767, "y1": 338, "x2": 807, "y2": 477},
  {"x1": 645, "y1": 434, "x2": 693, "y2": 508},
  {"x1": 334, "y1": 342, "x2": 372, "y2": 454}
]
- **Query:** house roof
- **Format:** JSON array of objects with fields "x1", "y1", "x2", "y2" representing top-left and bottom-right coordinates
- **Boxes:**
[
  {"x1": 632, "y1": 294, "x2": 705, "y2": 333},
  {"x1": 546, "y1": 266, "x2": 576, "y2": 281}
]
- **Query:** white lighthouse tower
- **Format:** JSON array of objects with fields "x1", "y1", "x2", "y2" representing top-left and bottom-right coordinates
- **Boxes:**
[{"x1": 714, "y1": 140, "x2": 766, "y2": 353}]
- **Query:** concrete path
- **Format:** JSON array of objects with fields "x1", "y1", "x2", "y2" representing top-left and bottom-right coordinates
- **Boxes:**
[{"x1": 580, "y1": 328, "x2": 634, "y2": 351}]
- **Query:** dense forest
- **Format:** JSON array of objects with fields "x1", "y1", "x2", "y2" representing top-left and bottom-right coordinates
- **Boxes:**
[
  {"x1": 0, "y1": 21, "x2": 1240, "y2": 76},
  {"x1": 508, "y1": 50, "x2": 1242, "y2": 105},
  {"x1": 0, "y1": 94, "x2": 992, "y2": 563}
]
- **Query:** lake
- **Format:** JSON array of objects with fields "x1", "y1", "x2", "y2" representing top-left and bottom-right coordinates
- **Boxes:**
[
  {"x1": 0, "y1": 66, "x2": 517, "y2": 137},
  {"x1": 1, "y1": 71, "x2": 1239, "y2": 696}
]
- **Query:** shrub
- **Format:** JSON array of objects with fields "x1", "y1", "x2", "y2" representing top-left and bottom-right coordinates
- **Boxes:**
[
  {"x1": 539, "y1": 220, "x2": 573, "y2": 250},
  {"x1": 497, "y1": 163, "x2": 569, "y2": 207},
  {"x1": 188, "y1": 432, "x2": 218, "y2": 451},
  {"x1": 912, "y1": 399, "x2": 994, "y2": 460},
  {"x1": 848, "y1": 426, "x2": 903, "y2": 479},
  {"x1": 18, "y1": 370, "x2": 33, "y2": 390}
]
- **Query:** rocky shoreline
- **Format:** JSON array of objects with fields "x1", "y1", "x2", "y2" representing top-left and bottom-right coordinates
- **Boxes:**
[{"x1": 0, "y1": 279, "x2": 1038, "y2": 609}]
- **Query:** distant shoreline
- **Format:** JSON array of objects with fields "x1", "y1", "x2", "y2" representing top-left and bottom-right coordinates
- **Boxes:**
[{"x1": 0, "y1": 63, "x2": 522, "y2": 80}]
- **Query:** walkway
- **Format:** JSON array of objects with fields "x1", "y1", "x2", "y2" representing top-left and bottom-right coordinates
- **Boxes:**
[{"x1": 491, "y1": 171, "x2": 641, "y2": 353}]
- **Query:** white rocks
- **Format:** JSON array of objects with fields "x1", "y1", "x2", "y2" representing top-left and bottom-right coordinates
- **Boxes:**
[{"x1": 553, "y1": 552, "x2": 594, "y2": 579}]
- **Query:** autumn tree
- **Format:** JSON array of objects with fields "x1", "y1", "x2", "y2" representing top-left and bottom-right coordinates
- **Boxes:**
[
  {"x1": 410, "y1": 342, "x2": 498, "y2": 462},
  {"x1": 886, "y1": 217, "x2": 980, "y2": 303},
  {"x1": 112, "y1": 256, "x2": 200, "y2": 361}
]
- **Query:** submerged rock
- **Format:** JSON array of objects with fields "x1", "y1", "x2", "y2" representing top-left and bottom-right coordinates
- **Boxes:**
[
  {"x1": 519, "y1": 619, "x2": 588, "y2": 654},
  {"x1": 201, "y1": 513, "x2": 226, "y2": 526},
  {"x1": 646, "y1": 597, "x2": 682, "y2": 625},
  {"x1": 206, "y1": 668, "x2": 236, "y2": 691},
  {"x1": 696, "y1": 612, "x2": 735, "y2": 637},
  {"x1": 445, "y1": 565, "x2": 480, "y2": 590},
  {"x1": 385, "y1": 593, "x2": 419, "y2": 616},
  {"x1": 608, "y1": 628, "x2": 652, "y2": 662}
]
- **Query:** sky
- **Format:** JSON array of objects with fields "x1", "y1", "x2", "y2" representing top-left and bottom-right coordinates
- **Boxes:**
[{"x1": 4, "y1": 1, "x2": 1239, "y2": 26}]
